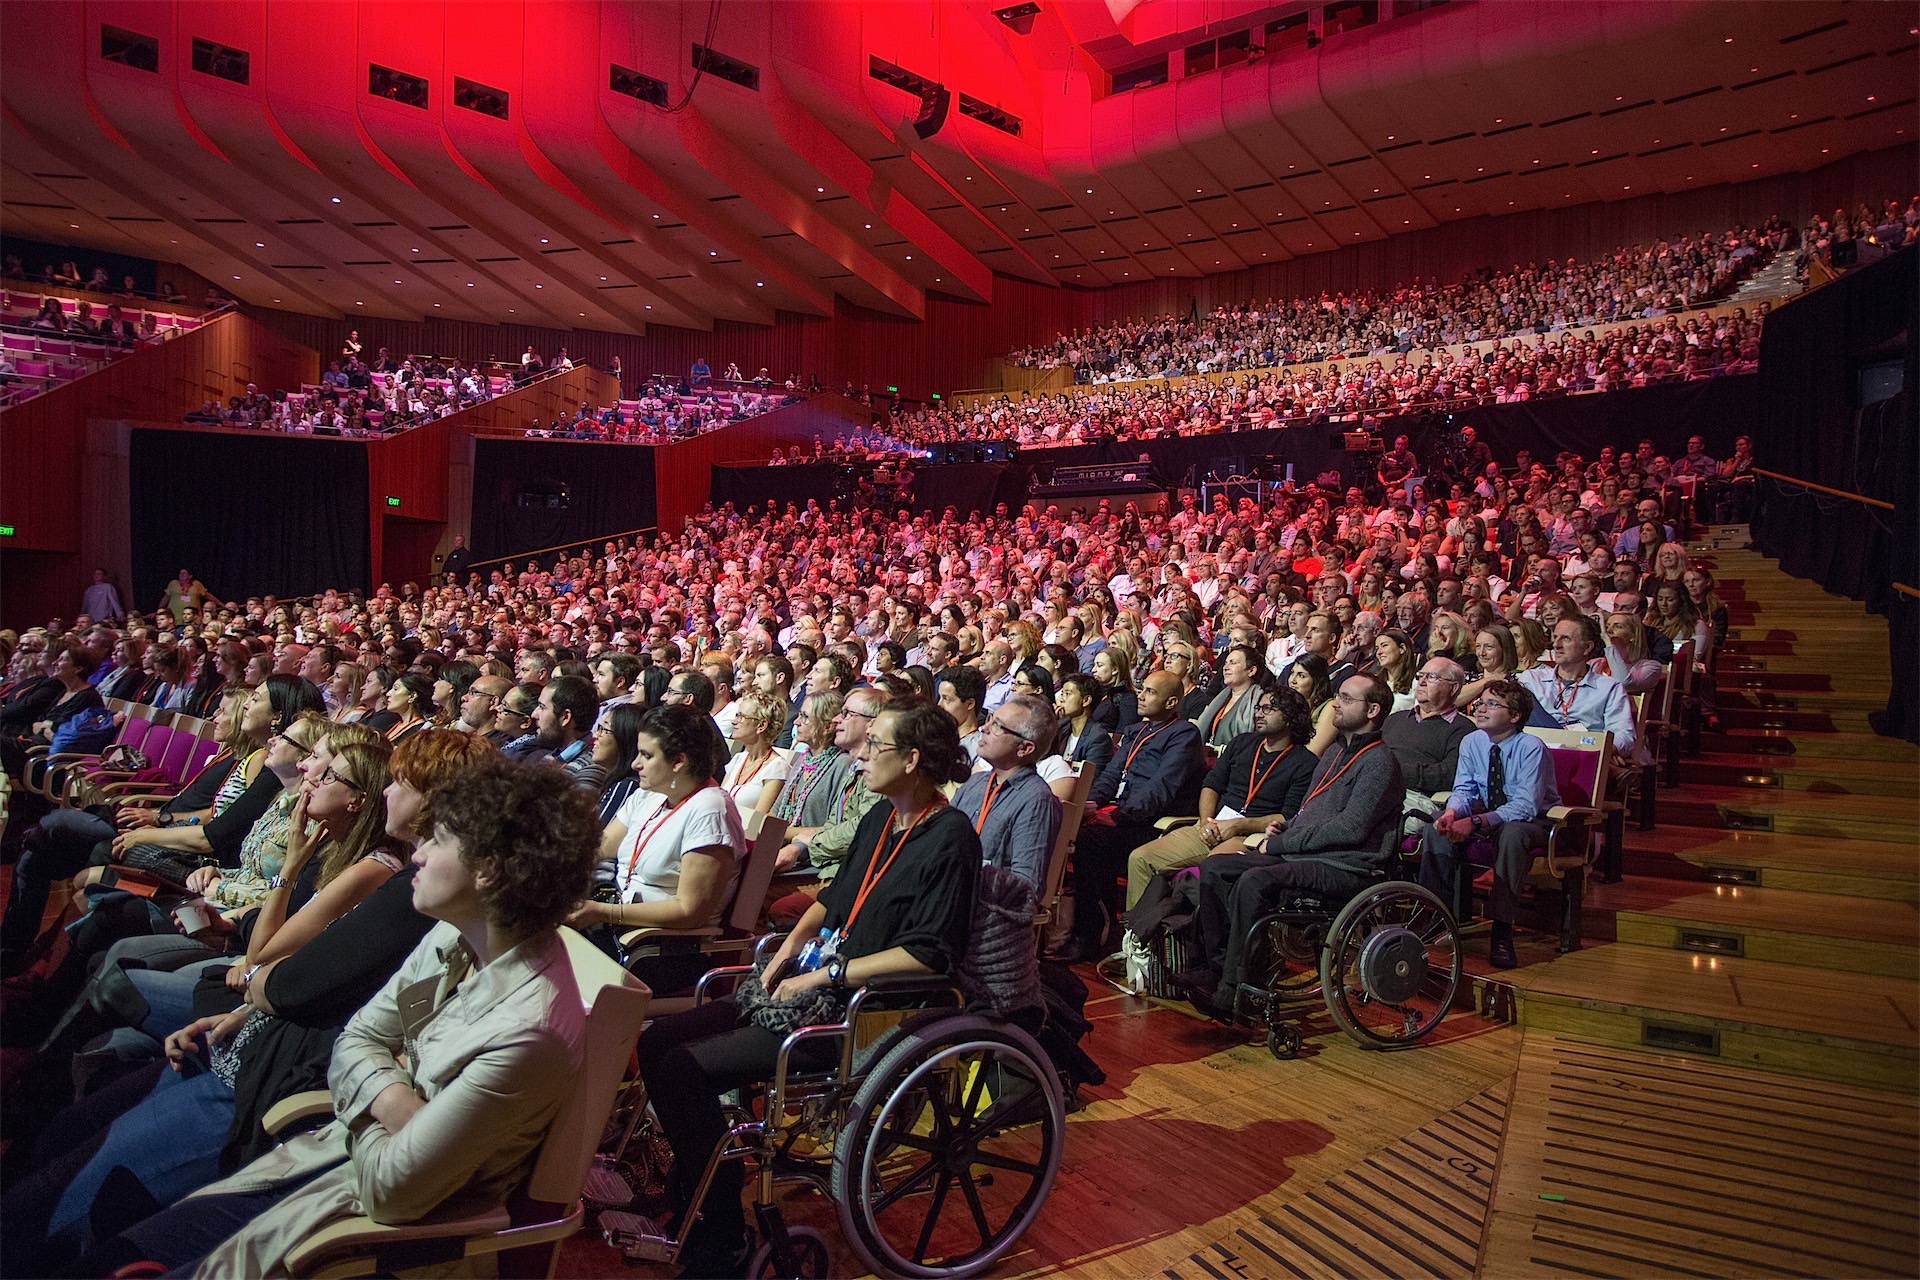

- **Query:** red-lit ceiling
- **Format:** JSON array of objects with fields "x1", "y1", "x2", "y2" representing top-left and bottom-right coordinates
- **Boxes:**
[{"x1": 1, "y1": 0, "x2": 1909, "y2": 333}]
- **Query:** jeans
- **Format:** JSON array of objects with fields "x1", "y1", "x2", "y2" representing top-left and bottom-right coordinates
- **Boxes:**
[
  {"x1": 0, "y1": 1062, "x2": 233, "y2": 1274},
  {"x1": 1194, "y1": 852, "x2": 1371, "y2": 996},
  {"x1": 1, "y1": 809, "x2": 113, "y2": 966}
]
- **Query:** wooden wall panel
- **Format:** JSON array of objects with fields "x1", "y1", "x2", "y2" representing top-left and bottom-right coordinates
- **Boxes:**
[{"x1": 651, "y1": 394, "x2": 875, "y2": 535}]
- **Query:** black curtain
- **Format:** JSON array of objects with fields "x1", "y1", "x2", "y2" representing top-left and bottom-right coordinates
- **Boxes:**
[
  {"x1": 905, "y1": 463, "x2": 1033, "y2": 517},
  {"x1": 469, "y1": 438, "x2": 658, "y2": 562},
  {"x1": 708, "y1": 462, "x2": 858, "y2": 514},
  {"x1": 1751, "y1": 247, "x2": 1918, "y2": 741},
  {"x1": 130, "y1": 430, "x2": 369, "y2": 604}
]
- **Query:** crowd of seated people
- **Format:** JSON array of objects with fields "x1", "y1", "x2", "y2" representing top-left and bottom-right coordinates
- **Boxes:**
[
  {"x1": 1799, "y1": 196, "x2": 1919, "y2": 273},
  {"x1": 1007, "y1": 217, "x2": 1793, "y2": 380},
  {"x1": 898, "y1": 308, "x2": 1766, "y2": 449},
  {"x1": 522, "y1": 372, "x2": 802, "y2": 443},
  {"x1": 0, "y1": 261, "x2": 223, "y2": 406},
  {"x1": 0, "y1": 407, "x2": 1746, "y2": 1269},
  {"x1": 185, "y1": 343, "x2": 516, "y2": 436}
]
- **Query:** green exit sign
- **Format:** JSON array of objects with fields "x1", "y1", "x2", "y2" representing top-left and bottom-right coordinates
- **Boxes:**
[
  {"x1": 886, "y1": 385, "x2": 899, "y2": 393},
  {"x1": 930, "y1": 393, "x2": 942, "y2": 401},
  {"x1": 0, "y1": 524, "x2": 14, "y2": 537},
  {"x1": 385, "y1": 496, "x2": 401, "y2": 508}
]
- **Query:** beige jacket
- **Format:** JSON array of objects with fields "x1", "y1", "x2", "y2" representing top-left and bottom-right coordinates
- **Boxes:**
[{"x1": 188, "y1": 923, "x2": 585, "y2": 1278}]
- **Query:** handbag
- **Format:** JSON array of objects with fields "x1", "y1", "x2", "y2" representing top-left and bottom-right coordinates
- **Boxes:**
[
  {"x1": 51, "y1": 707, "x2": 116, "y2": 756},
  {"x1": 734, "y1": 955, "x2": 845, "y2": 1035}
]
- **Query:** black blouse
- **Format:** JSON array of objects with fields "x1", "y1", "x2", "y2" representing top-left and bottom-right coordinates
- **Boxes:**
[{"x1": 817, "y1": 803, "x2": 980, "y2": 975}]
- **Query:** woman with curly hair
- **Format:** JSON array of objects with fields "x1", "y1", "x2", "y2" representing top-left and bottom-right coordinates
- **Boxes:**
[{"x1": 68, "y1": 758, "x2": 601, "y2": 1278}]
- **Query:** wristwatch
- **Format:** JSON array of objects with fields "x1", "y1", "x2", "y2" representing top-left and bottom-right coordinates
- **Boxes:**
[{"x1": 825, "y1": 954, "x2": 849, "y2": 989}]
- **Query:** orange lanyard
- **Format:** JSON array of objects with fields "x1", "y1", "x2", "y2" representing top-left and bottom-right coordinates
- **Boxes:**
[
  {"x1": 1242, "y1": 743, "x2": 1294, "y2": 808},
  {"x1": 845, "y1": 800, "x2": 945, "y2": 933},
  {"x1": 1208, "y1": 689, "x2": 1245, "y2": 740},
  {"x1": 973, "y1": 773, "x2": 1006, "y2": 833},
  {"x1": 728, "y1": 749, "x2": 773, "y2": 797},
  {"x1": 1119, "y1": 719, "x2": 1174, "y2": 775},
  {"x1": 833, "y1": 771, "x2": 861, "y2": 822},
  {"x1": 624, "y1": 782, "x2": 716, "y2": 881},
  {"x1": 1302, "y1": 741, "x2": 1380, "y2": 808}
]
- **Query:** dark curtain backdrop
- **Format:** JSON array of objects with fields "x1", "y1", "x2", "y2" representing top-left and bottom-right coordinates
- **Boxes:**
[
  {"x1": 708, "y1": 463, "x2": 859, "y2": 514},
  {"x1": 469, "y1": 438, "x2": 658, "y2": 563},
  {"x1": 129, "y1": 430, "x2": 368, "y2": 605},
  {"x1": 1751, "y1": 247, "x2": 1918, "y2": 741},
  {"x1": 241, "y1": 146, "x2": 1914, "y2": 401}
]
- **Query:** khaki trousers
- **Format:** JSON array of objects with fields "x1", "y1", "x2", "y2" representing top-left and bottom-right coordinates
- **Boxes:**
[{"x1": 1125, "y1": 824, "x2": 1251, "y2": 909}]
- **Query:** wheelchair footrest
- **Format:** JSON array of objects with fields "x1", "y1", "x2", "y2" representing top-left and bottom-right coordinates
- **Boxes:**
[{"x1": 599, "y1": 1210, "x2": 674, "y2": 1263}]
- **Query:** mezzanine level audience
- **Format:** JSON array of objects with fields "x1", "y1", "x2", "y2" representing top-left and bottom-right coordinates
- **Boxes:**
[{"x1": 1007, "y1": 218, "x2": 1791, "y2": 380}]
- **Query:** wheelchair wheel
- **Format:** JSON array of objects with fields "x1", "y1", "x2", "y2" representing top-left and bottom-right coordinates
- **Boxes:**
[
  {"x1": 748, "y1": 1225, "x2": 832, "y2": 1278},
  {"x1": 830, "y1": 1014, "x2": 1065, "y2": 1278},
  {"x1": 1318, "y1": 882, "x2": 1462, "y2": 1050},
  {"x1": 1259, "y1": 917, "x2": 1325, "y2": 999}
]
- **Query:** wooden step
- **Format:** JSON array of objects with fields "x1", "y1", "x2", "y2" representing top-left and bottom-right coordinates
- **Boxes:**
[
  {"x1": 1659, "y1": 787, "x2": 1920, "y2": 842},
  {"x1": 1682, "y1": 751, "x2": 1920, "y2": 797},
  {"x1": 1499, "y1": 944, "x2": 1919, "y2": 1090},
  {"x1": 1718, "y1": 638, "x2": 1800, "y2": 656},
  {"x1": 1716, "y1": 706, "x2": 1842, "y2": 734},
  {"x1": 1699, "y1": 728, "x2": 1920, "y2": 763},
  {"x1": 1593, "y1": 879, "x2": 1920, "y2": 980},
  {"x1": 1626, "y1": 827, "x2": 1920, "y2": 902}
]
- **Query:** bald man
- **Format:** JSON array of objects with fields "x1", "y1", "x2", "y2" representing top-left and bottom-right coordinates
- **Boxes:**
[{"x1": 1059, "y1": 670, "x2": 1206, "y2": 962}]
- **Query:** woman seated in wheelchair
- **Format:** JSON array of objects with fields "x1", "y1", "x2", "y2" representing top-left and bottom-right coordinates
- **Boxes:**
[
  {"x1": 638, "y1": 698, "x2": 979, "y2": 1277},
  {"x1": 64, "y1": 759, "x2": 602, "y2": 1277},
  {"x1": 568, "y1": 704, "x2": 746, "y2": 994}
]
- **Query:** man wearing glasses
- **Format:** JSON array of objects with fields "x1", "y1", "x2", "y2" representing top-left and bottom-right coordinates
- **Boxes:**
[
  {"x1": 1122, "y1": 685, "x2": 1318, "y2": 911},
  {"x1": 455, "y1": 674, "x2": 514, "y2": 744},
  {"x1": 495, "y1": 682, "x2": 543, "y2": 761},
  {"x1": 777, "y1": 687, "x2": 889, "y2": 888},
  {"x1": 954, "y1": 694, "x2": 1062, "y2": 890},
  {"x1": 1175, "y1": 675, "x2": 1405, "y2": 1017},
  {"x1": 1381, "y1": 658, "x2": 1476, "y2": 826},
  {"x1": 1417, "y1": 680, "x2": 1559, "y2": 969}
]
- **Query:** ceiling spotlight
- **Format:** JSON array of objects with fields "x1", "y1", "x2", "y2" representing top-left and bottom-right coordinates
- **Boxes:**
[
  {"x1": 467, "y1": 282, "x2": 475, "y2": 287},
  {"x1": 330, "y1": 196, "x2": 342, "y2": 203},
  {"x1": 433, "y1": 302, "x2": 441, "y2": 307},
  {"x1": 709, "y1": 250, "x2": 718, "y2": 256},
  {"x1": 255, "y1": 241, "x2": 265, "y2": 248},
  {"x1": 69, "y1": 222, "x2": 79, "y2": 229},
  {"x1": 905, "y1": 254, "x2": 912, "y2": 259},
  {"x1": 540, "y1": 237, "x2": 549, "y2": 243},
  {"x1": 393, "y1": 279, "x2": 401, "y2": 284},
  {"x1": 816, "y1": 186, "x2": 825, "y2": 193},
  {"x1": 232, "y1": 275, "x2": 241, "y2": 280},
  {"x1": 535, "y1": 284, "x2": 543, "y2": 288},
  {"x1": 411, "y1": 247, "x2": 419, "y2": 252},
  {"x1": 756, "y1": 281, "x2": 763, "y2": 286},
  {"x1": 355, "y1": 300, "x2": 364, "y2": 305},
  {"x1": 652, "y1": 214, "x2": 660, "y2": 219}
]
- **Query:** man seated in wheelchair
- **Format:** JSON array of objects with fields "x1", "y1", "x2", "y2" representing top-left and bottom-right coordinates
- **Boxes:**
[
  {"x1": 1415, "y1": 679, "x2": 1559, "y2": 970},
  {"x1": 1169, "y1": 675, "x2": 1406, "y2": 1020},
  {"x1": 637, "y1": 700, "x2": 979, "y2": 1277},
  {"x1": 57, "y1": 759, "x2": 603, "y2": 1276}
]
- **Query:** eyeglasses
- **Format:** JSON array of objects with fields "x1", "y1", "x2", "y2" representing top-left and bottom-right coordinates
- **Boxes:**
[
  {"x1": 318, "y1": 766, "x2": 362, "y2": 791},
  {"x1": 275, "y1": 733, "x2": 315, "y2": 759},
  {"x1": 864, "y1": 738, "x2": 906, "y2": 756},
  {"x1": 1414, "y1": 671, "x2": 1461, "y2": 684}
]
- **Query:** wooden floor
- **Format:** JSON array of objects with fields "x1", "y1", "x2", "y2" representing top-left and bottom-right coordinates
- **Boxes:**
[{"x1": 567, "y1": 537, "x2": 1920, "y2": 1277}]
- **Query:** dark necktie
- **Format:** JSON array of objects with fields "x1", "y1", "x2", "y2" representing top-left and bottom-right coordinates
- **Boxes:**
[{"x1": 1487, "y1": 738, "x2": 1507, "y2": 810}]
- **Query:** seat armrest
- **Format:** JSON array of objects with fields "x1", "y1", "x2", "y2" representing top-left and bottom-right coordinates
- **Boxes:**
[
  {"x1": 1154, "y1": 815, "x2": 1200, "y2": 831},
  {"x1": 285, "y1": 1207, "x2": 516, "y2": 1277},
  {"x1": 263, "y1": 1090, "x2": 335, "y2": 1137},
  {"x1": 1545, "y1": 805, "x2": 1602, "y2": 824},
  {"x1": 617, "y1": 924, "x2": 723, "y2": 948}
]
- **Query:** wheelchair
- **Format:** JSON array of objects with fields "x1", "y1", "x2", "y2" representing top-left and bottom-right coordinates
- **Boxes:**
[
  {"x1": 591, "y1": 938, "x2": 1067, "y2": 1279},
  {"x1": 1230, "y1": 875, "x2": 1463, "y2": 1060}
]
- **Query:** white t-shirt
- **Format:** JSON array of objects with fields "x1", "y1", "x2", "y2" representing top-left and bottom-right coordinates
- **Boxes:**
[
  {"x1": 610, "y1": 787, "x2": 746, "y2": 920},
  {"x1": 722, "y1": 747, "x2": 791, "y2": 814}
]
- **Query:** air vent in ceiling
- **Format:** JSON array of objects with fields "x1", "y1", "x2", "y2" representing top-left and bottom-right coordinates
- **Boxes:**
[
  {"x1": 454, "y1": 77, "x2": 508, "y2": 119},
  {"x1": 369, "y1": 64, "x2": 428, "y2": 109},
  {"x1": 100, "y1": 25, "x2": 158, "y2": 72},
  {"x1": 958, "y1": 95, "x2": 1022, "y2": 136},
  {"x1": 610, "y1": 63, "x2": 668, "y2": 106},
  {"x1": 692, "y1": 44, "x2": 758, "y2": 91},
  {"x1": 190, "y1": 37, "x2": 249, "y2": 84}
]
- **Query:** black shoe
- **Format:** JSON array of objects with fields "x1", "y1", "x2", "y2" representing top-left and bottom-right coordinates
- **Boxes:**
[
  {"x1": 1049, "y1": 937, "x2": 1097, "y2": 965},
  {"x1": 677, "y1": 1234, "x2": 750, "y2": 1279},
  {"x1": 1189, "y1": 984, "x2": 1240, "y2": 1024},
  {"x1": 1488, "y1": 925, "x2": 1518, "y2": 970}
]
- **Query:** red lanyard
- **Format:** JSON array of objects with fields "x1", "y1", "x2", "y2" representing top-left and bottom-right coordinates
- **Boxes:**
[
  {"x1": 973, "y1": 773, "x2": 1006, "y2": 833},
  {"x1": 1303, "y1": 741, "x2": 1380, "y2": 808},
  {"x1": 1242, "y1": 743, "x2": 1294, "y2": 808},
  {"x1": 1120, "y1": 719, "x2": 1174, "y2": 774},
  {"x1": 845, "y1": 800, "x2": 945, "y2": 933},
  {"x1": 1551, "y1": 672, "x2": 1583, "y2": 718},
  {"x1": 624, "y1": 782, "x2": 717, "y2": 881},
  {"x1": 728, "y1": 749, "x2": 774, "y2": 797},
  {"x1": 1208, "y1": 689, "x2": 1246, "y2": 740}
]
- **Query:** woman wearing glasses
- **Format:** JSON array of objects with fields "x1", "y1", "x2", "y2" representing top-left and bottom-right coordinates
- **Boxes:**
[{"x1": 637, "y1": 701, "x2": 979, "y2": 1276}]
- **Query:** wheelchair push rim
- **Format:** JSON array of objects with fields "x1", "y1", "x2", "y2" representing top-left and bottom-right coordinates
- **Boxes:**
[
  {"x1": 1318, "y1": 882, "x2": 1462, "y2": 1049},
  {"x1": 831, "y1": 1017, "x2": 1065, "y2": 1278}
]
